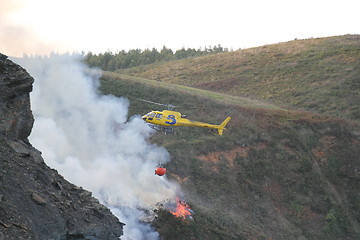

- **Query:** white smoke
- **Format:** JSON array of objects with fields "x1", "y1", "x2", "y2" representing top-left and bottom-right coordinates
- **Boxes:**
[{"x1": 13, "y1": 54, "x2": 179, "y2": 239}]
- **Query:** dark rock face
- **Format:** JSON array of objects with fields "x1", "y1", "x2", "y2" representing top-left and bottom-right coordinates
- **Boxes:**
[
  {"x1": 0, "y1": 53, "x2": 34, "y2": 142},
  {"x1": 0, "y1": 53, "x2": 123, "y2": 240}
]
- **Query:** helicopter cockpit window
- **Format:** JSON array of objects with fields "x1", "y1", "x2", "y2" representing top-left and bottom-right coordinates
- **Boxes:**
[
  {"x1": 149, "y1": 113, "x2": 156, "y2": 118},
  {"x1": 156, "y1": 114, "x2": 162, "y2": 118}
]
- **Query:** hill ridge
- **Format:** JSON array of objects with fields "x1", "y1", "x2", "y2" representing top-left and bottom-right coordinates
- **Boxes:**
[{"x1": 118, "y1": 34, "x2": 360, "y2": 122}]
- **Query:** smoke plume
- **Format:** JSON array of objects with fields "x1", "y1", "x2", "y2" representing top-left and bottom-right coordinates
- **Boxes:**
[{"x1": 13, "y1": 54, "x2": 179, "y2": 239}]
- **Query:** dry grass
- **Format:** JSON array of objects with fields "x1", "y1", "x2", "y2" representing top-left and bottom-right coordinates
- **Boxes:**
[{"x1": 119, "y1": 35, "x2": 360, "y2": 121}]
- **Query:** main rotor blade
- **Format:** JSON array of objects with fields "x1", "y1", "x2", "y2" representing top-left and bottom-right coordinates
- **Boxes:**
[{"x1": 133, "y1": 98, "x2": 176, "y2": 110}]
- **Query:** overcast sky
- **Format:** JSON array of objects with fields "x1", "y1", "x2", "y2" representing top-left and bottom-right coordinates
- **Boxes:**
[{"x1": 1, "y1": 0, "x2": 359, "y2": 57}]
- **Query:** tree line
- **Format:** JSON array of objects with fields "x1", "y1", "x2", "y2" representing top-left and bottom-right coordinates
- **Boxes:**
[{"x1": 84, "y1": 45, "x2": 229, "y2": 71}]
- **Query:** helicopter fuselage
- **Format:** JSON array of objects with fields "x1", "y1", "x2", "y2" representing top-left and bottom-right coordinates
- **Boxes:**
[{"x1": 142, "y1": 110, "x2": 231, "y2": 135}]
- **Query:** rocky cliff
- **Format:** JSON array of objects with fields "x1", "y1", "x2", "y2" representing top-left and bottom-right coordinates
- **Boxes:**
[{"x1": 0, "y1": 53, "x2": 123, "y2": 240}]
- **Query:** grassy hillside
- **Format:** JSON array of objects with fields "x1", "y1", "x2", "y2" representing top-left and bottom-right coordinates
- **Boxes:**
[
  {"x1": 118, "y1": 35, "x2": 360, "y2": 122},
  {"x1": 101, "y1": 71, "x2": 282, "y2": 111},
  {"x1": 99, "y1": 70, "x2": 360, "y2": 239}
]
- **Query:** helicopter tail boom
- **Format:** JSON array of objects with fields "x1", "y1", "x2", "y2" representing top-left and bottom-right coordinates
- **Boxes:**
[{"x1": 217, "y1": 117, "x2": 231, "y2": 135}]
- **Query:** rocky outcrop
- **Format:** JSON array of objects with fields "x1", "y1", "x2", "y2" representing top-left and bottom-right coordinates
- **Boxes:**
[
  {"x1": 0, "y1": 53, "x2": 123, "y2": 240},
  {"x1": 0, "y1": 53, "x2": 33, "y2": 142}
]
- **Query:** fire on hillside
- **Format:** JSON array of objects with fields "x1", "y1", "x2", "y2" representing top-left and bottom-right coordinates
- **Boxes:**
[{"x1": 169, "y1": 197, "x2": 194, "y2": 220}]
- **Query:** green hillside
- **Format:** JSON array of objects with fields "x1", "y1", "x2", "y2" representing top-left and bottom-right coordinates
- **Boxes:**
[
  {"x1": 118, "y1": 35, "x2": 360, "y2": 122},
  {"x1": 99, "y1": 69, "x2": 360, "y2": 239}
]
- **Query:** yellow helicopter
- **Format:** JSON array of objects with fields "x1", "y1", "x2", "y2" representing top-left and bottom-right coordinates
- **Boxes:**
[{"x1": 137, "y1": 99, "x2": 231, "y2": 135}]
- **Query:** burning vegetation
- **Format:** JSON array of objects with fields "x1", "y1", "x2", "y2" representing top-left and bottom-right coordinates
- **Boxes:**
[
  {"x1": 169, "y1": 197, "x2": 193, "y2": 220},
  {"x1": 154, "y1": 197, "x2": 194, "y2": 221},
  {"x1": 152, "y1": 198, "x2": 197, "y2": 240}
]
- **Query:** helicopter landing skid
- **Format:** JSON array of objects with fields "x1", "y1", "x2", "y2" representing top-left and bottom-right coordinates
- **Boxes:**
[{"x1": 148, "y1": 124, "x2": 174, "y2": 134}]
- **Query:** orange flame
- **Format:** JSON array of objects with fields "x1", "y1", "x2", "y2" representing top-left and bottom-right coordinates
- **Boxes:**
[{"x1": 170, "y1": 197, "x2": 193, "y2": 220}]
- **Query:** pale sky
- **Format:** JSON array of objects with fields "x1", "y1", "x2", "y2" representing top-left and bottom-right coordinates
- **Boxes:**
[{"x1": 1, "y1": 0, "x2": 359, "y2": 57}]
